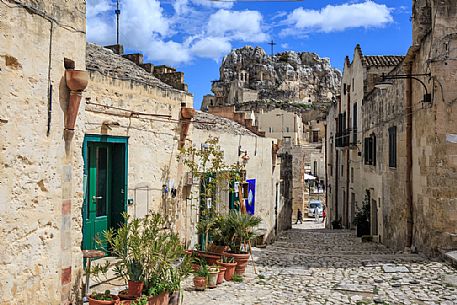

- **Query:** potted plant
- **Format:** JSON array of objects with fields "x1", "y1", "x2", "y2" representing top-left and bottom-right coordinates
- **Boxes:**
[
  {"x1": 207, "y1": 266, "x2": 219, "y2": 288},
  {"x1": 88, "y1": 290, "x2": 120, "y2": 305},
  {"x1": 223, "y1": 210, "x2": 261, "y2": 275},
  {"x1": 146, "y1": 274, "x2": 169, "y2": 305},
  {"x1": 353, "y1": 191, "x2": 371, "y2": 237},
  {"x1": 167, "y1": 255, "x2": 191, "y2": 305},
  {"x1": 193, "y1": 264, "x2": 208, "y2": 291},
  {"x1": 216, "y1": 256, "x2": 237, "y2": 281},
  {"x1": 103, "y1": 214, "x2": 145, "y2": 298},
  {"x1": 216, "y1": 266, "x2": 226, "y2": 285},
  {"x1": 129, "y1": 296, "x2": 148, "y2": 305}
]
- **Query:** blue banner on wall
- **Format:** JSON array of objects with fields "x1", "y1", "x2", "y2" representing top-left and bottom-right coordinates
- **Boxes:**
[{"x1": 246, "y1": 179, "x2": 256, "y2": 215}]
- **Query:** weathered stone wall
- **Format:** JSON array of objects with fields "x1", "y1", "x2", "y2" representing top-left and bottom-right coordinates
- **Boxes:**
[
  {"x1": 410, "y1": 0, "x2": 457, "y2": 255},
  {"x1": 362, "y1": 63, "x2": 409, "y2": 250},
  {"x1": 84, "y1": 44, "x2": 194, "y2": 243},
  {"x1": 326, "y1": 102, "x2": 338, "y2": 225},
  {"x1": 191, "y1": 112, "x2": 282, "y2": 243},
  {"x1": 255, "y1": 108, "x2": 304, "y2": 145},
  {"x1": 327, "y1": 45, "x2": 404, "y2": 230},
  {"x1": 0, "y1": 0, "x2": 86, "y2": 303}
]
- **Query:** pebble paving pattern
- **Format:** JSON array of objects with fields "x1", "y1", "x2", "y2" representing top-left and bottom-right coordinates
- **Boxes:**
[{"x1": 183, "y1": 220, "x2": 457, "y2": 305}]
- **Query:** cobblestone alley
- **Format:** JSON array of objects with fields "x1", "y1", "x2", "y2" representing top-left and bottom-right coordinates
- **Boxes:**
[{"x1": 183, "y1": 220, "x2": 457, "y2": 305}]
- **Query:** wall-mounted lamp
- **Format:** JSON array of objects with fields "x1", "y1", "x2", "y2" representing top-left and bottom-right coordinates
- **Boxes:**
[{"x1": 375, "y1": 73, "x2": 432, "y2": 103}]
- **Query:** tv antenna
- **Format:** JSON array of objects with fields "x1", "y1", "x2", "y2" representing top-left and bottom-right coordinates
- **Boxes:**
[{"x1": 115, "y1": 0, "x2": 121, "y2": 45}]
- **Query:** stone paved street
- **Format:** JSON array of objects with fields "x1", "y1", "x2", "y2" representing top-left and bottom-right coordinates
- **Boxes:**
[{"x1": 183, "y1": 219, "x2": 457, "y2": 305}]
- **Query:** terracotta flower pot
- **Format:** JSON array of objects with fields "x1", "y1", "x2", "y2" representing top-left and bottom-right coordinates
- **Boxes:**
[
  {"x1": 193, "y1": 276, "x2": 207, "y2": 291},
  {"x1": 207, "y1": 244, "x2": 228, "y2": 255},
  {"x1": 148, "y1": 292, "x2": 169, "y2": 305},
  {"x1": 191, "y1": 263, "x2": 200, "y2": 272},
  {"x1": 217, "y1": 261, "x2": 237, "y2": 281},
  {"x1": 88, "y1": 295, "x2": 120, "y2": 305},
  {"x1": 217, "y1": 267, "x2": 226, "y2": 284},
  {"x1": 128, "y1": 280, "x2": 144, "y2": 297},
  {"x1": 224, "y1": 252, "x2": 250, "y2": 275},
  {"x1": 198, "y1": 251, "x2": 219, "y2": 265},
  {"x1": 208, "y1": 267, "x2": 219, "y2": 288}
]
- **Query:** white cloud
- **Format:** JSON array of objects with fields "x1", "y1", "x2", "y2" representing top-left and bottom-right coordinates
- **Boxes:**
[
  {"x1": 282, "y1": 1, "x2": 393, "y2": 36},
  {"x1": 145, "y1": 39, "x2": 192, "y2": 64},
  {"x1": 86, "y1": 0, "x2": 268, "y2": 65},
  {"x1": 191, "y1": 0, "x2": 233, "y2": 9},
  {"x1": 86, "y1": 0, "x2": 112, "y2": 19},
  {"x1": 207, "y1": 9, "x2": 269, "y2": 42},
  {"x1": 280, "y1": 43, "x2": 289, "y2": 49},
  {"x1": 191, "y1": 36, "x2": 232, "y2": 60}
]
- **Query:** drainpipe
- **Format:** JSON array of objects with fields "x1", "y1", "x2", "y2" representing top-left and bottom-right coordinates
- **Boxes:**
[
  {"x1": 406, "y1": 64, "x2": 414, "y2": 251},
  {"x1": 64, "y1": 70, "x2": 89, "y2": 156},
  {"x1": 179, "y1": 103, "x2": 196, "y2": 149},
  {"x1": 61, "y1": 69, "x2": 88, "y2": 304}
]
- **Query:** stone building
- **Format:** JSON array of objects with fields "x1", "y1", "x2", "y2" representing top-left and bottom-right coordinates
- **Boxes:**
[
  {"x1": 326, "y1": 45, "x2": 404, "y2": 229},
  {"x1": 326, "y1": 0, "x2": 457, "y2": 256},
  {"x1": 83, "y1": 43, "x2": 194, "y2": 248},
  {"x1": 0, "y1": 0, "x2": 87, "y2": 303},
  {"x1": 400, "y1": 0, "x2": 457, "y2": 255},
  {"x1": 0, "y1": 8, "x2": 286, "y2": 301},
  {"x1": 201, "y1": 46, "x2": 341, "y2": 110},
  {"x1": 190, "y1": 112, "x2": 283, "y2": 243},
  {"x1": 255, "y1": 108, "x2": 305, "y2": 145}
]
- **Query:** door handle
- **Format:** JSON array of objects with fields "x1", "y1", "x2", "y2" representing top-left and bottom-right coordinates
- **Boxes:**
[{"x1": 92, "y1": 196, "x2": 103, "y2": 200}]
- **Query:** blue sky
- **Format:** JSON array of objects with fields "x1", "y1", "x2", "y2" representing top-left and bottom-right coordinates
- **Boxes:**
[{"x1": 87, "y1": 0, "x2": 412, "y2": 109}]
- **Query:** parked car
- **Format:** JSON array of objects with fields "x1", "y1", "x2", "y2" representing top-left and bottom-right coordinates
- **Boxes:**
[{"x1": 308, "y1": 200, "x2": 323, "y2": 217}]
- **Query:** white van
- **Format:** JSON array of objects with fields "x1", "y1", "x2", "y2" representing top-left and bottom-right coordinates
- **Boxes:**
[{"x1": 308, "y1": 200, "x2": 323, "y2": 217}]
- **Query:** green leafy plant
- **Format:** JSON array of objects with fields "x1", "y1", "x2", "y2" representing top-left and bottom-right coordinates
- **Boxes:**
[
  {"x1": 220, "y1": 256, "x2": 235, "y2": 263},
  {"x1": 353, "y1": 191, "x2": 370, "y2": 226},
  {"x1": 224, "y1": 210, "x2": 262, "y2": 254},
  {"x1": 90, "y1": 290, "x2": 114, "y2": 301},
  {"x1": 178, "y1": 137, "x2": 244, "y2": 251},
  {"x1": 101, "y1": 212, "x2": 190, "y2": 296},
  {"x1": 131, "y1": 295, "x2": 148, "y2": 305},
  {"x1": 331, "y1": 218, "x2": 342, "y2": 229},
  {"x1": 195, "y1": 264, "x2": 209, "y2": 278},
  {"x1": 147, "y1": 273, "x2": 169, "y2": 297},
  {"x1": 86, "y1": 260, "x2": 110, "y2": 282},
  {"x1": 232, "y1": 274, "x2": 243, "y2": 282},
  {"x1": 102, "y1": 213, "x2": 145, "y2": 282}
]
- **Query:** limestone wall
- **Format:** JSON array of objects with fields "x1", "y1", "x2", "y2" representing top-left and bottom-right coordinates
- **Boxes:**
[
  {"x1": 83, "y1": 69, "x2": 194, "y2": 243},
  {"x1": 362, "y1": 67, "x2": 409, "y2": 250},
  {"x1": 410, "y1": 0, "x2": 457, "y2": 255},
  {"x1": 191, "y1": 117, "x2": 281, "y2": 244},
  {"x1": 0, "y1": 0, "x2": 86, "y2": 304}
]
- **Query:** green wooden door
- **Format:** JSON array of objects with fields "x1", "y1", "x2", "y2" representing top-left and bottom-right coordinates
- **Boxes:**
[{"x1": 84, "y1": 143, "x2": 111, "y2": 251}]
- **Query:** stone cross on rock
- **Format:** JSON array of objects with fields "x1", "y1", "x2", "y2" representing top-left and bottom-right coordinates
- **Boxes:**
[{"x1": 268, "y1": 40, "x2": 277, "y2": 57}]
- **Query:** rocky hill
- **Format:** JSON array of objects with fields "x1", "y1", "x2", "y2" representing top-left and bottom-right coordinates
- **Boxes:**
[{"x1": 204, "y1": 46, "x2": 341, "y2": 109}]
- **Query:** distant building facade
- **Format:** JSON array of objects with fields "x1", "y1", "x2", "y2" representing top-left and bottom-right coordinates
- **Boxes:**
[{"x1": 326, "y1": 0, "x2": 457, "y2": 256}]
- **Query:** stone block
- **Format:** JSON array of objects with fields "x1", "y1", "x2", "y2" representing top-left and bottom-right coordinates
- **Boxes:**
[
  {"x1": 122, "y1": 53, "x2": 144, "y2": 65},
  {"x1": 104, "y1": 44, "x2": 124, "y2": 55}
]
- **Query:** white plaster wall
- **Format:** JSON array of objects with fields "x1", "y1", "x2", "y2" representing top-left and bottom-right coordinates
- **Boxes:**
[
  {"x1": 190, "y1": 128, "x2": 281, "y2": 243},
  {"x1": 83, "y1": 72, "x2": 195, "y2": 243}
]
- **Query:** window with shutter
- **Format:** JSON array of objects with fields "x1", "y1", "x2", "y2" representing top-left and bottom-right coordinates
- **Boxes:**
[{"x1": 389, "y1": 126, "x2": 397, "y2": 167}]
